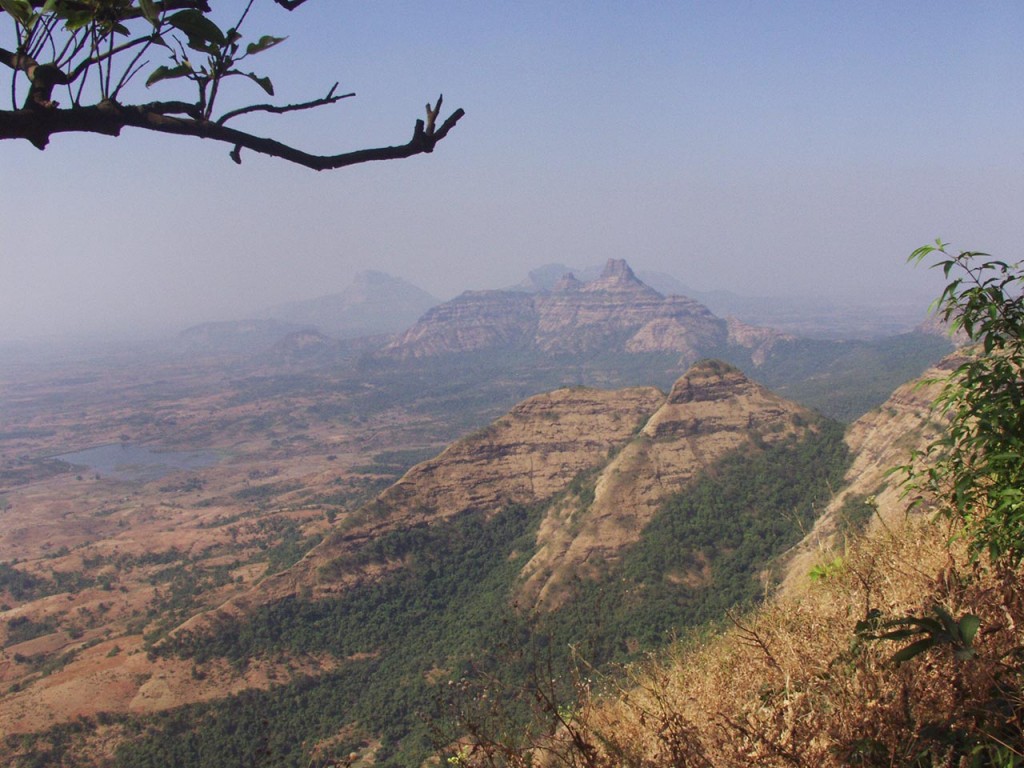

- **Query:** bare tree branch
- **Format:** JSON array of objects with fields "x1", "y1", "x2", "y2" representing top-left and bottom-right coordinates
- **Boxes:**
[
  {"x1": 67, "y1": 34, "x2": 154, "y2": 84},
  {"x1": 0, "y1": 95, "x2": 465, "y2": 170},
  {"x1": 216, "y1": 82, "x2": 354, "y2": 125}
]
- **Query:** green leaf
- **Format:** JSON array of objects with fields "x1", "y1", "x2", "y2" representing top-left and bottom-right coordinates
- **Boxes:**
[
  {"x1": 0, "y1": 0, "x2": 34, "y2": 25},
  {"x1": 932, "y1": 605, "x2": 957, "y2": 636},
  {"x1": 243, "y1": 72, "x2": 274, "y2": 95},
  {"x1": 891, "y1": 637, "x2": 936, "y2": 665},
  {"x1": 146, "y1": 62, "x2": 192, "y2": 87},
  {"x1": 245, "y1": 35, "x2": 287, "y2": 56},
  {"x1": 168, "y1": 9, "x2": 225, "y2": 46},
  {"x1": 185, "y1": 37, "x2": 219, "y2": 55},
  {"x1": 62, "y1": 11, "x2": 93, "y2": 32},
  {"x1": 138, "y1": 0, "x2": 159, "y2": 26},
  {"x1": 958, "y1": 614, "x2": 980, "y2": 646}
]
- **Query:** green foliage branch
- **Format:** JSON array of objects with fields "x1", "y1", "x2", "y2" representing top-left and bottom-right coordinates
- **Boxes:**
[
  {"x1": 906, "y1": 241, "x2": 1024, "y2": 566},
  {"x1": 0, "y1": 0, "x2": 463, "y2": 168}
]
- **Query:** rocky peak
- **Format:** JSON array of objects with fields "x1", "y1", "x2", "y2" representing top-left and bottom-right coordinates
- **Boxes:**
[
  {"x1": 602, "y1": 258, "x2": 635, "y2": 280},
  {"x1": 583, "y1": 258, "x2": 661, "y2": 296},
  {"x1": 665, "y1": 359, "x2": 748, "y2": 404},
  {"x1": 553, "y1": 272, "x2": 583, "y2": 292},
  {"x1": 382, "y1": 257, "x2": 727, "y2": 362}
]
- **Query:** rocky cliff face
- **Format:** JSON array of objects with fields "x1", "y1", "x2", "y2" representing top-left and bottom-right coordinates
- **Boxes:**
[
  {"x1": 385, "y1": 290, "x2": 537, "y2": 357},
  {"x1": 384, "y1": 259, "x2": 774, "y2": 365},
  {"x1": 520, "y1": 360, "x2": 817, "y2": 607}
]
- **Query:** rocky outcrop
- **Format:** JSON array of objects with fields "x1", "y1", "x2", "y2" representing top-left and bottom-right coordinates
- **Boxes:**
[
  {"x1": 384, "y1": 258, "x2": 735, "y2": 364},
  {"x1": 520, "y1": 360, "x2": 817, "y2": 608},
  {"x1": 726, "y1": 317, "x2": 793, "y2": 365},
  {"x1": 385, "y1": 290, "x2": 538, "y2": 357}
]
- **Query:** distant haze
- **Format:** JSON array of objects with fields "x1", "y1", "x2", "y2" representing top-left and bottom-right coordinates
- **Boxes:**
[{"x1": 3, "y1": 3, "x2": 1022, "y2": 344}]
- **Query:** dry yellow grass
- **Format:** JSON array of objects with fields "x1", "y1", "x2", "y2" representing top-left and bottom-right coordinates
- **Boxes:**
[{"x1": 554, "y1": 514, "x2": 1024, "y2": 767}]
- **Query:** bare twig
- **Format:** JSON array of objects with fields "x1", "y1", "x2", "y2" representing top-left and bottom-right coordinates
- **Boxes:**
[{"x1": 216, "y1": 83, "x2": 354, "y2": 125}]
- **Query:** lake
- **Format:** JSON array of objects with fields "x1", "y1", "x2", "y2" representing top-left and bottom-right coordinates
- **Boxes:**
[{"x1": 54, "y1": 443, "x2": 221, "y2": 482}]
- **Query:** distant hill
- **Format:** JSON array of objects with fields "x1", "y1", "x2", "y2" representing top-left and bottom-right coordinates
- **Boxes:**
[
  {"x1": 385, "y1": 258, "x2": 787, "y2": 366},
  {"x1": 175, "y1": 318, "x2": 311, "y2": 356},
  {"x1": 177, "y1": 271, "x2": 439, "y2": 356},
  {"x1": 260, "y1": 270, "x2": 439, "y2": 339}
]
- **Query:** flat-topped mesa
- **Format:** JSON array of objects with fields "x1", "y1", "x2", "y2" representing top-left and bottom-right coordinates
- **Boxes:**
[
  {"x1": 382, "y1": 258, "x2": 736, "y2": 361},
  {"x1": 583, "y1": 258, "x2": 663, "y2": 296}
]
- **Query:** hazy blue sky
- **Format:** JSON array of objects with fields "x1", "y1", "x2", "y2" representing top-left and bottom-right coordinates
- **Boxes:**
[{"x1": 2, "y1": 1, "x2": 1022, "y2": 342}]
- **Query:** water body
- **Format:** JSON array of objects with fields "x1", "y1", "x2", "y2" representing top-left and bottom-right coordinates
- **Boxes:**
[{"x1": 55, "y1": 443, "x2": 220, "y2": 482}]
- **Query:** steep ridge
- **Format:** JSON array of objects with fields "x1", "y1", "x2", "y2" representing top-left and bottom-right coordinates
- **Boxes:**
[
  {"x1": 779, "y1": 354, "x2": 960, "y2": 593},
  {"x1": 193, "y1": 360, "x2": 817, "y2": 622},
  {"x1": 384, "y1": 258, "x2": 780, "y2": 365},
  {"x1": 226, "y1": 383, "x2": 666, "y2": 606}
]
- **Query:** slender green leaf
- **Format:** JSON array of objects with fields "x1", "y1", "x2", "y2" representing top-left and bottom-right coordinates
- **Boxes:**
[
  {"x1": 958, "y1": 614, "x2": 980, "y2": 646},
  {"x1": 246, "y1": 35, "x2": 287, "y2": 56},
  {"x1": 891, "y1": 637, "x2": 936, "y2": 665}
]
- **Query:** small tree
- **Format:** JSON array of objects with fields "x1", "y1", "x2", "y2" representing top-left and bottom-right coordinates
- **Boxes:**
[
  {"x1": 0, "y1": 0, "x2": 464, "y2": 169},
  {"x1": 907, "y1": 241, "x2": 1024, "y2": 566}
]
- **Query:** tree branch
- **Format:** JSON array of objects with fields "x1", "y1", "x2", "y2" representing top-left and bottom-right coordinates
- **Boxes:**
[
  {"x1": 0, "y1": 47, "x2": 69, "y2": 108},
  {"x1": 0, "y1": 96, "x2": 465, "y2": 170},
  {"x1": 216, "y1": 82, "x2": 354, "y2": 125}
]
